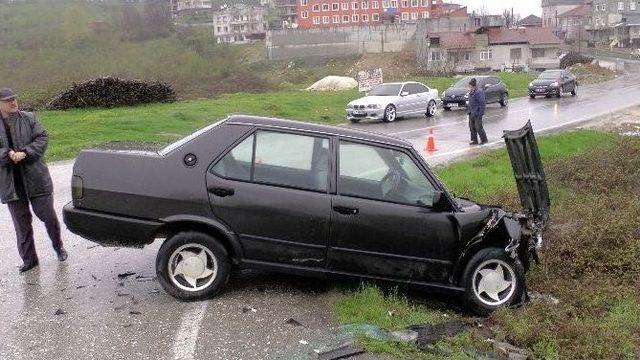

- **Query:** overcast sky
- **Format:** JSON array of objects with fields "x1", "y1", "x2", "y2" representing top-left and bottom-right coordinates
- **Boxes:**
[{"x1": 455, "y1": 0, "x2": 542, "y2": 17}]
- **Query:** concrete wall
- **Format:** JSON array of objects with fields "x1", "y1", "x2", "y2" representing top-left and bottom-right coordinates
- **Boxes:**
[{"x1": 266, "y1": 24, "x2": 417, "y2": 60}]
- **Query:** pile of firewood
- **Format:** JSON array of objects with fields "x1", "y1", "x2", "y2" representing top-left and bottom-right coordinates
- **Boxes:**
[{"x1": 46, "y1": 77, "x2": 177, "y2": 110}]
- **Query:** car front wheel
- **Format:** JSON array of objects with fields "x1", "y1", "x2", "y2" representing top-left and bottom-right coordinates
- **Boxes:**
[
  {"x1": 383, "y1": 105, "x2": 397, "y2": 122},
  {"x1": 426, "y1": 100, "x2": 436, "y2": 117},
  {"x1": 156, "y1": 231, "x2": 230, "y2": 301},
  {"x1": 571, "y1": 84, "x2": 577, "y2": 96},
  {"x1": 462, "y1": 248, "x2": 525, "y2": 315}
]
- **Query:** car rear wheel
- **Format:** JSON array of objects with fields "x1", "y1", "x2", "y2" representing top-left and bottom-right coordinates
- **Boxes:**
[
  {"x1": 156, "y1": 231, "x2": 230, "y2": 301},
  {"x1": 383, "y1": 105, "x2": 397, "y2": 122},
  {"x1": 500, "y1": 94, "x2": 509, "y2": 107},
  {"x1": 462, "y1": 248, "x2": 525, "y2": 315},
  {"x1": 426, "y1": 100, "x2": 437, "y2": 117}
]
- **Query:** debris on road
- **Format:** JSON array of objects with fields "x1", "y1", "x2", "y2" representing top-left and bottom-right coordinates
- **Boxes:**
[
  {"x1": 388, "y1": 329, "x2": 419, "y2": 343},
  {"x1": 242, "y1": 306, "x2": 257, "y2": 313},
  {"x1": 116, "y1": 291, "x2": 131, "y2": 297},
  {"x1": 299, "y1": 340, "x2": 309, "y2": 345},
  {"x1": 54, "y1": 309, "x2": 66, "y2": 316},
  {"x1": 528, "y1": 291, "x2": 560, "y2": 305},
  {"x1": 316, "y1": 341, "x2": 365, "y2": 360},
  {"x1": 76, "y1": 285, "x2": 87, "y2": 289},
  {"x1": 149, "y1": 289, "x2": 161, "y2": 294},
  {"x1": 117, "y1": 271, "x2": 136, "y2": 279},
  {"x1": 135, "y1": 275, "x2": 155, "y2": 282},
  {"x1": 285, "y1": 318, "x2": 304, "y2": 327},
  {"x1": 410, "y1": 320, "x2": 468, "y2": 349},
  {"x1": 486, "y1": 339, "x2": 529, "y2": 360},
  {"x1": 129, "y1": 311, "x2": 142, "y2": 315}
]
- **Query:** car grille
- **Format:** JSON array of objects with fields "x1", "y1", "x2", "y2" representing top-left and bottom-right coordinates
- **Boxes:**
[
  {"x1": 352, "y1": 113, "x2": 367, "y2": 118},
  {"x1": 354, "y1": 105, "x2": 366, "y2": 110}
]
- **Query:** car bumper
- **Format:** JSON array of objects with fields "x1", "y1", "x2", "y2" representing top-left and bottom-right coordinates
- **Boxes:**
[
  {"x1": 442, "y1": 99, "x2": 468, "y2": 107},
  {"x1": 529, "y1": 87, "x2": 560, "y2": 96},
  {"x1": 346, "y1": 108, "x2": 385, "y2": 120},
  {"x1": 63, "y1": 202, "x2": 162, "y2": 248}
]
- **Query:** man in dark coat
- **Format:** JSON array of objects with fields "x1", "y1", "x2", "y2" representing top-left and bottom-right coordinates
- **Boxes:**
[
  {"x1": 0, "y1": 88, "x2": 68, "y2": 273},
  {"x1": 467, "y1": 78, "x2": 488, "y2": 145}
]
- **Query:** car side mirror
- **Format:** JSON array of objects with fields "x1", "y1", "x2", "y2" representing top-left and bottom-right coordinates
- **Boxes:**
[{"x1": 401, "y1": 91, "x2": 409, "y2": 97}]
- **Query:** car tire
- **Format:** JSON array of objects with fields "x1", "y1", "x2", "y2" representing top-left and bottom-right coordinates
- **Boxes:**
[
  {"x1": 156, "y1": 231, "x2": 230, "y2": 301},
  {"x1": 462, "y1": 247, "x2": 525, "y2": 316},
  {"x1": 349, "y1": 118, "x2": 361, "y2": 123},
  {"x1": 556, "y1": 90, "x2": 562, "y2": 98},
  {"x1": 383, "y1": 105, "x2": 397, "y2": 122},
  {"x1": 500, "y1": 94, "x2": 509, "y2": 107},
  {"x1": 529, "y1": 95, "x2": 536, "y2": 99},
  {"x1": 571, "y1": 85, "x2": 577, "y2": 96},
  {"x1": 426, "y1": 100, "x2": 436, "y2": 117},
  {"x1": 443, "y1": 105, "x2": 452, "y2": 111}
]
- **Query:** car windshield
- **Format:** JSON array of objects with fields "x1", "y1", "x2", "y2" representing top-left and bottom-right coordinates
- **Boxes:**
[
  {"x1": 453, "y1": 77, "x2": 474, "y2": 88},
  {"x1": 539, "y1": 71, "x2": 561, "y2": 80},
  {"x1": 368, "y1": 84, "x2": 402, "y2": 96}
]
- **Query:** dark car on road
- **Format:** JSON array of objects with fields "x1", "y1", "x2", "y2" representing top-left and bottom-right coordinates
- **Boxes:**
[
  {"x1": 529, "y1": 69, "x2": 577, "y2": 98},
  {"x1": 63, "y1": 116, "x2": 549, "y2": 314},
  {"x1": 442, "y1": 76, "x2": 509, "y2": 111}
]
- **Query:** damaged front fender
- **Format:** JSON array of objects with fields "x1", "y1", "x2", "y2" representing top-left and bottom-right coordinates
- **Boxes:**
[{"x1": 452, "y1": 208, "x2": 542, "y2": 284}]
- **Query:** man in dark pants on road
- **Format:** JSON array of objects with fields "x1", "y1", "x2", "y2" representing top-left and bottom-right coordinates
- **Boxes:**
[
  {"x1": 0, "y1": 88, "x2": 68, "y2": 273},
  {"x1": 467, "y1": 78, "x2": 488, "y2": 145}
]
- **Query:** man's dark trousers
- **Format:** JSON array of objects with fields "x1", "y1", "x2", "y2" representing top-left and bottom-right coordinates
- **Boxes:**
[
  {"x1": 469, "y1": 114, "x2": 488, "y2": 144},
  {"x1": 7, "y1": 194, "x2": 62, "y2": 264}
]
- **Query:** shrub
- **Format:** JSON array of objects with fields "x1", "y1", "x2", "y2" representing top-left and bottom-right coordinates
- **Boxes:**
[{"x1": 46, "y1": 77, "x2": 176, "y2": 110}]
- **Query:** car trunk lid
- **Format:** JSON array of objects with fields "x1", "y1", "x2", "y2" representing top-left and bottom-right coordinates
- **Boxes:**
[{"x1": 503, "y1": 121, "x2": 550, "y2": 226}]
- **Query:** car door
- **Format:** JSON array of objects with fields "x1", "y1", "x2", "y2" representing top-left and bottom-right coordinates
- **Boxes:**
[
  {"x1": 328, "y1": 140, "x2": 459, "y2": 284},
  {"x1": 411, "y1": 83, "x2": 431, "y2": 114},
  {"x1": 483, "y1": 77, "x2": 499, "y2": 103},
  {"x1": 396, "y1": 84, "x2": 414, "y2": 116},
  {"x1": 206, "y1": 129, "x2": 333, "y2": 268}
]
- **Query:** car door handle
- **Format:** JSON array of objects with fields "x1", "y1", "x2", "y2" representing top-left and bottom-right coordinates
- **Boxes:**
[
  {"x1": 333, "y1": 206, "x2": 359, "y2": 215},
  {"x1": 209, "y1": 187, "x2": 235, "y2": 197}
]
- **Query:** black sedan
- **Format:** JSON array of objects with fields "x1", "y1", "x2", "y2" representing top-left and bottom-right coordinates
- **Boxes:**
[
  {"x1": 63, "y1": 116, "x2": 548, "y2": 314},
  {"x1": 529, "y1": 69, "x2": 577, "y2": 98},
  {"x1": 442, "y1": 76, "x2": 509, "y2": 110}
]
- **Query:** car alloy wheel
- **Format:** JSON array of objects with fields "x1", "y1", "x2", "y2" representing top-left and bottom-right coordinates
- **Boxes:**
[
  {"x1": 156, "y1": 231, "x2": 230, "y2": 300},
  {"x1": 426, "y1": 100, "x2": 436, "y2": 117},
  {"x1": 471, "y1": 259, "x2": 516, "y2": 307},
  {"x1": 384, "y1": 105, "x2": 396, "y2": 122},
  {"x1": 168, "y1": 244, "x2": 218, "y2": 292},
  {"x1": 462, "y1": 247, "x2": 525, "y2": 315}
]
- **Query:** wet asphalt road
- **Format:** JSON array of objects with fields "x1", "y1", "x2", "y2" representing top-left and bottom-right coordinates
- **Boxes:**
[{"x1": 1, "y1": 65, "x2": 640, "y2": 360}]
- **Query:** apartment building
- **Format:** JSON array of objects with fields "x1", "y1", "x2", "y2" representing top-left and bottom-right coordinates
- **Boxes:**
[
  {"x1": 213, "y1": 3, "x2": 268, "y2": 44},
  {"x1": 541, "y1": 0, "x2": 585, "y2": 28},
  {"x1": 586, "y1": 0, "x2": 640, "y2": 47}
]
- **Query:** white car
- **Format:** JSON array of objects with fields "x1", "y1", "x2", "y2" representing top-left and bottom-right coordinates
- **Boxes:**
[{"x1": 346, "y1": 82, "x2": 440, "y2": 123}]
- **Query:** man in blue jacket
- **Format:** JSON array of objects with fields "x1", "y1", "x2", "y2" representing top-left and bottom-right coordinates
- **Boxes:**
[{"x1": 467, "y1": 78, "x2": 488, "y2": 145}]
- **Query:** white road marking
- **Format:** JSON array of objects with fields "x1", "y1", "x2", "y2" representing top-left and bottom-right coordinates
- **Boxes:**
[{"x1": 173, "y1": 302, "x2": 209, "y2": 360}]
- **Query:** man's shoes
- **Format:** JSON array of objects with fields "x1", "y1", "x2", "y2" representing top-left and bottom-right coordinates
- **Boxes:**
[
  {"x1": 18, "y1": 261, "x2": 39, "y2": 273},
  {"x1": 56, "y1": 249, "x2": 68, "y2": 262},
  {"x1": 469, "y1": 141, "x2": 479, "y2": 146}
]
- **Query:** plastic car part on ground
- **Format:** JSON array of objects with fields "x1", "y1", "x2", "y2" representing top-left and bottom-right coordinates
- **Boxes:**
[{"x1": 306, "y1": 76, "x2": 358, "y2": 91}]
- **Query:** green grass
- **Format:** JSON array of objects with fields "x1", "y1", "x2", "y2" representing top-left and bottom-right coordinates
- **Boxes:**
[{"x1": 332, "y1": 131, "x2": 640, "y2": 359}]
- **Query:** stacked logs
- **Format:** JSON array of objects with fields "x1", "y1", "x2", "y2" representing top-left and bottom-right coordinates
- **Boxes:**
[{"x1": 46, "y1": 77, "x2": 177, "y2": 110}]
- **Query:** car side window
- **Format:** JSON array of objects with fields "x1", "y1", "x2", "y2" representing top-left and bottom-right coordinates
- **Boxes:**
[
  {"x1": 211, "y1": 130, "x2": 330, "y2": 192},
  {"x1": 339, "y1": 141, "x2": 437, "y2": 206},
  {"x1": 412, "y1": 83, "x2": 429, "y2": 94}
]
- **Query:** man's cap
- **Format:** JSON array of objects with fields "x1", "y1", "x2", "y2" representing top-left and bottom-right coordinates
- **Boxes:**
[
  {"x1": 468, "y1": 78, "x2": 477, "y2": 87},
  {"x1": 0, "y1": 88, "x2": 17, "y2": 101}
]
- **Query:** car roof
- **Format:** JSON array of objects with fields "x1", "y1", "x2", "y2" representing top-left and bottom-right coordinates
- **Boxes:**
[{"x1": 223, "y1": 115, "x2": 412, "y2": 148}]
